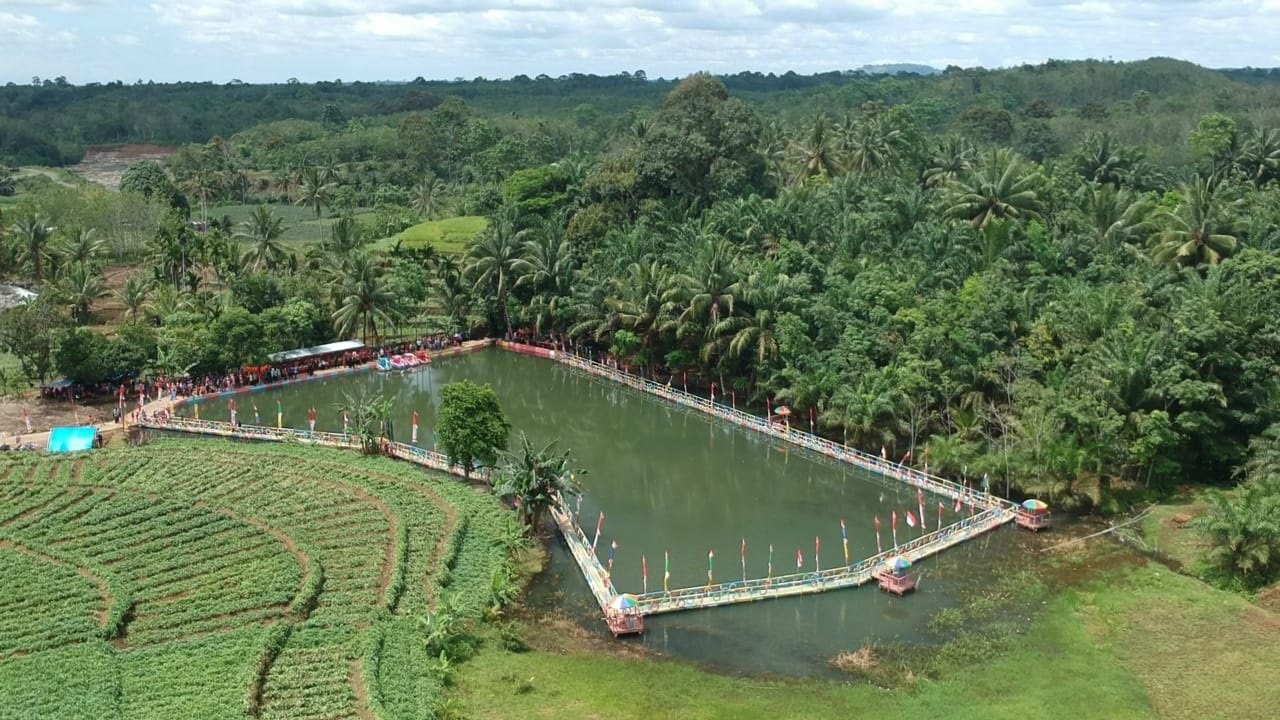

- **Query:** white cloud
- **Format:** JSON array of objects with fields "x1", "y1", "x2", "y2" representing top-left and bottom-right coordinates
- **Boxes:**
[{"x1": 5, "y1": 1, "x2": 1280, "y2": 82}]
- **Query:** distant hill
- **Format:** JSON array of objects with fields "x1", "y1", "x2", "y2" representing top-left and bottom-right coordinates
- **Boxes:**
[{"x1": 858, "y1": 63, "x2": 940, "y2": 76}]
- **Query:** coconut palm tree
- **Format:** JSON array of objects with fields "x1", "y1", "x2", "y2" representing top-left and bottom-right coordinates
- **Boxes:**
[
  {"x1": 821, "y1": 372, "x2": 905, "y2": 450},
  {"x1": 235, "y1": 205, "x2": 288, "y2": 272},
  {"x1": 412, "y1": 175, "x2": 446, "y2": 219},
  {"x1": 13, "y1": 213, "x2": 53, "y2": 284},
  {"x1": 704, "y1": 269, "x2": 793, "y2": 367},
  {"x1": 944, "y1": 148, "x2": 1044, "y2": 229},
  {"x1": 116, "y1": 273, "x2": 152, "y2": 323},
  {"x1": 512, "y1": 228, "x2": 576, "y2": 334},
  {"x1": 1148, "y1": 176, "x2": 1239, "y2": 268},
  {"x1": 494, "y1": 432, "x2": 582, "y2": 532},
  {"x1": 1076, "y1": 131, "x2": 1138, "y2": 187},
  {"x1": 1238, "y1": 128, "x2": 1280, "y2": 187},
  {"x1": 333, "y1": 251, "x2": 399, "y2": 344},
  {"x1": 295, "y1": 166, "x2": 334, "y2": 219},
  {"x1": 55, "y1": 227, "x2": 103, "y2": 268},
  {"x1": 53, "y1": 262, "x2": 106, "y2": 324},
  {"x1": 1239, "y1": 424, "x2": 1280, "y2": 484},
  {"x1": 922, "y1": 135, "x2": 975, "y2": 189},
  {"x1": 1082, "y1": 183, "x2": 1155, "y2": 249},
  {"x1": 840, "y1": 115, "x2": 904, "y2": 175},
  {"x1": 671, "y1": 233, "x2": 741, "y2": 339},
  {"x1": 466, "y1": 216, "x2": 523, "y2": 332},
  {"x1": 789, "y1": 114, "x2": 841, "y2": 183}
]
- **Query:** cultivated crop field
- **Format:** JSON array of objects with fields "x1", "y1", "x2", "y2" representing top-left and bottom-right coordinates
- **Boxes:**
[{"x1": 0, "y1": 439, "x2": 516, "y2": 719}]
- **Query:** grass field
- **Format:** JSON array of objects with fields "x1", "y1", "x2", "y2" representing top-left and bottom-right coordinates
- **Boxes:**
[
  {"x1": 0, "y1": 439, "x2": 516, "y2": 719},
  {"x1": 453, "y1": 542, "x2": 1280, "y2": 720},
  {"x1": 209, "y1": 204, "x2": 376, "y2": 245},
  {"x1": 377, "y1": 216, "x2": 488, "y2": 254}
]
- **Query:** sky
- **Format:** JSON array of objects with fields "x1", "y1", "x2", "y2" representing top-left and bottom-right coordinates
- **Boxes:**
[{"x1": 4, "y1": 0, "x2": 1280, "y2": 84}]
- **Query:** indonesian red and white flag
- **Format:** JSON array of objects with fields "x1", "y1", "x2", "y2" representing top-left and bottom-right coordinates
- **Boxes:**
[
  {"x1": 906, "y1": 510, "x2": 917, "y2": 528},
  {"x1": 411, "y1": 411, "x2": 419, "y2": 443},
  {"x1": 796, "y1": 548, "x2": 803, "y2": 569}
]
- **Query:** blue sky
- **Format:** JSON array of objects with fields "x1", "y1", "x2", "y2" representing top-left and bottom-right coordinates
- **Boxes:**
[{"x1": 3, "y1": 1, "x2": 1280, "y2": 84}]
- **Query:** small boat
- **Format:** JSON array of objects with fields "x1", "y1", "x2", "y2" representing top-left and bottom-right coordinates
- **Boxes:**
[
  {"x1": 390, "y1": 355, "x2": 408, "y2": 369},
  {"x1": 400, "y1": 353, "x2": 419, "y2": 367},
  {"x1": 415, "y1": 350, "x2": 432, "y2": 364},
  {"x1": 376, "y1": 357, "x2": 393, "y2": 372}
]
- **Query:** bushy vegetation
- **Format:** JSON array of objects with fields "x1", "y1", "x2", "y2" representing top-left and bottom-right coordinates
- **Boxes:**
[
  {"x1": 2, "y1": 57, "x2": 1280, "y2": 575},
  {"x1": 0, "y1": 439, "x2": 518, "y2": 719}
]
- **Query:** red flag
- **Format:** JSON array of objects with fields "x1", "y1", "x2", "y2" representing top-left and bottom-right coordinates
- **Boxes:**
[
  {"x1": 874, "y1": 516, "x2": 881, "y2": 532},
  {"x1": 881, "y1": 445, "x2": 888, "y2": 460},
  {"x1": 906, "y1": 511, "x2": 917, "y2": 528},
  {"x1": 891, "y1": 510, "x2": 898, "y2": 530},
  {"x1": 955, "y1": 495, "x2": 963, "y2": 513},
  {"x1": 796, "y1": 549, "x2": 803, "y2": 569}
]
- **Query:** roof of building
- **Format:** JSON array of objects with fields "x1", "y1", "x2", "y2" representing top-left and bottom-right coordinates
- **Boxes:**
[{"x1": 267, "y1": 340, "x2": 365, "y2": 363}]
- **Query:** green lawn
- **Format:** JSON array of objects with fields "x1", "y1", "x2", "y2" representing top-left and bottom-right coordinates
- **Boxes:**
[
  {"x1": 376, "y1": 215, "x2": 488, "y2": 254},
  {"x1": 453, "y1": 546, "x2": 1280, "y2": 720}
]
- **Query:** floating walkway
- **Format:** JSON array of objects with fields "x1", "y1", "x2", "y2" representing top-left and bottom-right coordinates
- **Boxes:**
[{"x1": 500, "y1": 342, "x2": 1032, "y2": 624}]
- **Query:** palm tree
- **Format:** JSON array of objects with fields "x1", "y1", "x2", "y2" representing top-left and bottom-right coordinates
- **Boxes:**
[
  {"x1": 922, "y1": 135, "x2": 975, "y2": 189},
  {"x1": 512, "y1": 228, "x2": 576, "y2": 334},
  {"x1": 184, "y1": 171, "x2": 219, "y2": 227},
  {"x1": 55, "y1": 227, "x2": 103, "y2": 267},
  {"x1": 145, "y1": 283, "x2": 193, "y2": 322},
  {"x1": 0, "y1": 170, "x2": 14, "y2": 197},
  {"x1": 1196, "y1": 480, "x2": 1280, "y2": 585},
  {"x1": 116, "y1": 273, "x2": 152, "y2": 323},
  {"x1": 235, "y1": 205, "x2": 287, "y2": 272},
  {"x1": 13, "y1": 213, "x2": 52, "y2": 284},
  {"x1": 466, "y1": 217, "x2": 523, "y2": 332},
  {"x1": 53, "y1": 263, "x2": 106, "y2": 324},
  {"x1": 672, "y1": 233, "x2": 741, "y2": 339},
  {"x1": 821, "y1": 372, "x2": 904, "y2": 449},
  {"x1": 840, "y1": 115, "x2": 903, "y2": 175},
  {"x1": 1239, "y1": 424, "x2": 1280, "y2": 484},
  {"x1": 789, "y1": 114, "x2": 841, "y2": 183},
  {"x1": 412, "y1": 176, "x2": 446, "y2": 219},
  {"x1": 944, "y1": 148, "x2": 1044, "y2": 229},
  {"x1": 494, "y1": 432, "x2": 582, "y2": 532},
  {"x1": 704, "y1": 270, "x2": 793, "y2": 367},
  {"x1": 1076, "y1": 131, "x2": 1137, "y2": 187},
  {"x1": 333, "y1": 251, "x2": 398, "y2": 343},
  {"x1": 1148, "y1": 176, "x2": 1239, "y2": 268},
  {"x1": 295, "y1": 166, "x2": 334, "y2": 219},
  {"x1": 1082, "y1": 183, "x2": 1155, "y2": 249},
  {"x1": 1238, "y1": 128, "x2": 1280, "y2": 187}
]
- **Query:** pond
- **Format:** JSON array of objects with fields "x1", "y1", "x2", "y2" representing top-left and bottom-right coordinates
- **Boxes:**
[{"x1": 184, "y1": 349, "x2": 1025, "y2": 677}]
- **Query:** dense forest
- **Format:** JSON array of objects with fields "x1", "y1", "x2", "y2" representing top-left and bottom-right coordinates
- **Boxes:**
[{"x1": 3, "y1": 58, "x2": 1280, "y2": 583}]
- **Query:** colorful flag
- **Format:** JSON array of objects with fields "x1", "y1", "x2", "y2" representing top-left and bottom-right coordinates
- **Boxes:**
[
  {"x1": 342, "y1": 410, "x2": 349, "y2": 433},
  {"x1": 642, "y1": 555, "x2": 648, "y2": 595},
  {"x1": 841, "y1": 519, "x2": 849, "y2": 565},
  {"x1": 906, "y1": 510, "x2": 917, "y2": 528},
  {"x1": 740, "y1": 538, "x2": 747, "y2": 582},
  {"x1": 923, "y1": 444, "x2": 930, "y2": 473},
  {"x1": 228, "y1": 398, "x2": 236, "y2": 425},
  {"x1": 891, "y1": 510, "x2": 899, "y2": 548},
  {"x1": 874, "y1": 516, "x2": 882, "y2": 554},
  {"x1": 814, "y1": 535, "x2": 821, "y2": 572},
  {"x1": 707, "y1": 550, "x2": 715, "y2": 586},
  {"x1": 253, "y1": 402, "x2": 261, "y2": 425},
  {"x1": 608, "y1": 540, "x2": 617, "y2": 577},
  {"x1": 193, "y1": 402, "x2": 200, "y2": 420},
  {"x1": 730, "y1": 390, "x2": 736, "y2": 410},
  {"x1": 938, "y1": 500, "x2": 944, "y2": 530},
  {"x1": 22, "y1": 406, "x2": 31, "y2": 433},
  {"x1": 767, "y1": 544, "x2": 774, "y2": 581},
  {"x1": 796, "y1": 548, "x2": 803, "y2": 570},
  {"x1": 918, "y1": 489, "x2": 926, "y2": 531},
  {"x1": 276, "y1": 400, "x2": 282, "y2": 429},
  {"x1": 955, "y1": 494, "x2": 963, "y2": 513},
  {"x1": 308, "y1": 406, "x2": 317, "y2": 433},
  {"x1": 664, "y1": 551, "x2": 670, "y2": 593},
  {"x1": 411, "y1": 411, "x2": 419, "y2": 443},
  {"x1": 710, "y1": 382, "x2": 716, "y2": 402}
]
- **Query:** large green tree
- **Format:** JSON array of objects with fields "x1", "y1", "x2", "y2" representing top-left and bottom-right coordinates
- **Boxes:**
[{"x1": 436, "y1": 380, "x2": 511, "y2": 479}]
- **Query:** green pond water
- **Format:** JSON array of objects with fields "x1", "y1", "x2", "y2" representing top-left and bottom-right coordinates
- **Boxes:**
[{"x1": 183, "y1": 349, "x2": 1025, "y2": 677}]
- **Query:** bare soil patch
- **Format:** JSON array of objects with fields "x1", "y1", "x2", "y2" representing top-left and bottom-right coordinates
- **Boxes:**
[{"x1": 71, "y1": 145, "x2": 177, "y2": 190}]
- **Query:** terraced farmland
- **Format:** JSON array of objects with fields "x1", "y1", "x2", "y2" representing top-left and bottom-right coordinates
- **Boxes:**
[{"x1": 0, "y1": 439, "x2": 517, "y2": 720}]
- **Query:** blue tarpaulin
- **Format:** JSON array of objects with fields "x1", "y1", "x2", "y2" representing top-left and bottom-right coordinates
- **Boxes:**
[{"x1": 47, "y1": 427, "x2": 97, "y2": 453}]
